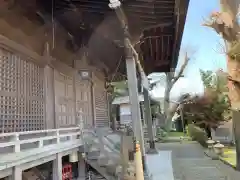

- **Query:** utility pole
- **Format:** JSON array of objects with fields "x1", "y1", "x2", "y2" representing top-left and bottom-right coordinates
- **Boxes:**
[{"x1": 108, "y1": 0, "x2": 146, "y2": 170}]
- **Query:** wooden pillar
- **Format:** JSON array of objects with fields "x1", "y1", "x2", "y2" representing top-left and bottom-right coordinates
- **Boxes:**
[
  {"x1": 140, "y1": 102, "x2": 145, "y2": 127},
  {"x1": 13, "y1": 166, "x2": 22, "y2": 180},
  {"x1": 109, "y1": 0, "x2": 148, "y2": 174},
  {"x1": 124, "y1": 37, "x2": 146, "y2": 169},
  {"x1": 125, "y1": 49, "x2": 144, "y2": 145},
  {"x1": 78, "y1": 153, "x2": 86, "y2": 180},
  {"x1": 52, "y1": 153, "x2": 62, "y2": 180},
  {"x1": 43, "y1": 42, "x2": 55, "y2": 129},
  {"x1": 107, "y1": 91, "x2": 111, "y2": 128},
  {"x1": 143, "y1": 88, "x2": 157, "y2": 153},
  {"x1": 120, "y1": 135, "x2": 130, "y2": 179},
  {"x1": 44, "y1": 65, "x2": 55, "y2": 129}
]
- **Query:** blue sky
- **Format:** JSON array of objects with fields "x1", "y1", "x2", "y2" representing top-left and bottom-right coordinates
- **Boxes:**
[
  {"x1": 151, "y1": 0, "x2": 227, "y2": 100},
  {"x1": 181, "y1": 0, "x2": 226, "y2": 73}
]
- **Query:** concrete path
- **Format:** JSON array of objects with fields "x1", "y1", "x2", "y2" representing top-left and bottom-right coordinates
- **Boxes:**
[{"x1": 156, "y1": 142, "x2": 240, "y2": 180}]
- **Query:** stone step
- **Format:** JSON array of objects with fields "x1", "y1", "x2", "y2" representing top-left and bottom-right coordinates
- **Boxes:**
[
  {"x1": 86, "y1": 159, "x2": 115, "y2": 180},
  {"x1": 106, "y1": 163, "x2": 120, "y2": 176},
  {"x1": 85, "y1": 170, "x2": 106, "y2": 180},
  {"x1": 97, "y1": 156, "x2": 110, "y2": 167},
  {"x1": 87, "y1": 150, "x2": 100, "y2": 160}
]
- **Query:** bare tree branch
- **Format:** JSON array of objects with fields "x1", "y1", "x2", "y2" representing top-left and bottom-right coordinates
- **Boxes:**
[
  {"x1": 237, "y1": 4, "x2": 240, "y2": 17},
  {"x1": 213, "y1": 41, "x2": 227, "y2": 54},
  {"x1": 203, "y1": 10, "x2": 239, "y2": 43},
  {"x1": 162, "y1": 45, "x2": 196, "y2": 131},
  {"x1": 173, "y1": 52, "x2": 189, "y2": 83}
]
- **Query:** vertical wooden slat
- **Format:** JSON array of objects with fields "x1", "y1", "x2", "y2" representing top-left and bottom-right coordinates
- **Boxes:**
[
  {"x1": 155, "y1": 29, "x2": 159, "y2": 62},
  {"x1": 72, "y1": 71, "x2": 77, "y2": 126},
  {"x1": 91, "y1": 80, "x2": 96, "y2": 128},
  {"x1": 0, "y1": 48, "x2": 3, "y2": 133},
  {"x1": 25, "y1": 57, "x2": 28, "y2": 132},
  {"x1": 161, "y1": 34, "x2": 164, "y2": 62},
  {"x1": 54, "y1": 70, "x2": 59, "y2": 128},
  {"x1": 16, "y1": 52, "x2": 20, "y2": 133},
  {"x1": 93, "y1": 71, "x2": 109, "y2": 128}
]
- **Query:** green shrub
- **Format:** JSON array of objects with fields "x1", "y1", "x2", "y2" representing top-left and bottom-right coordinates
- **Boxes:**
[
  {"x1": 114, "y1": 142, "x2": 121, "y2": 151},
  {"x1": 188, "y1": 124, "x2": 208, "y2": 147},
  {"x1": 157, "y1": 127, "x2": 167, "y2": 139},
  {"x1": 185, "y1": 126, "x2": 189, "y2": 136}
]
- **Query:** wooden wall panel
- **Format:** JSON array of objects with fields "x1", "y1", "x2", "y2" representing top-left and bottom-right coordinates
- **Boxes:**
[
  {"x1": 54, "y1": 70, "x2": 75, "y2": 128},
  {"x1": 0, "y1": 47, "x2": 44, "y2": 133},
  {"x1": 74, "y1": 57, "x2": 95, "y2": 128},
  {"x1": 75, "y1": 78, "x2": 92, "y2": 128}
]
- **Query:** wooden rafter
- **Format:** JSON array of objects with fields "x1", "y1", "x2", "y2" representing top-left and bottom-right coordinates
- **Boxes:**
[{"x1": 4, "y1": 0, "x2": 189, "y2": 76}]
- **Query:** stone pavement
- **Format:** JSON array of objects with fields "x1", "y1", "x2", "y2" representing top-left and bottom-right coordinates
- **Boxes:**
[{"x1": 155, "y1": 142, "x2": 240, "y2": 180}]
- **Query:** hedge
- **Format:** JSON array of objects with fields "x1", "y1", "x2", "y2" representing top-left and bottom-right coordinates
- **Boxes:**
[{"x1": 188, "y1": 124, "x2": 208, "y2": 147}]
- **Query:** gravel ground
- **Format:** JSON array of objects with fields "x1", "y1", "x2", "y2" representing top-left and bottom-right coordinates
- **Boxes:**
[{"x1": 155, "y1": 142, "x2": 240, "y2": 180}]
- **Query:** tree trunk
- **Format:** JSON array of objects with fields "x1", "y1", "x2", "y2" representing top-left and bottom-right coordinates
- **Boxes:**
[
  {"x1": 163, "y1": 85, "x2": 174, "y2": 132},
  {"x1": 232, "y1": 110, "x2": 240, "y2": 170},
  {"x1": 205, "y1": 125, "x2": 212, "y2": 139},
  {"x1": 164, "y1": 100, "x2": 177, "y2": 132},
  {"x1": 163, "y1": 87, "x2": 170, "y2": 117},
  {"x1": 203, "y1": 0, "x2": 240, "y2": 170},
  {"x1": 227, "y1": 55, "x2": 240, "y2": 170},
  {"x1": 164, "y1": 94, "x2": 188, "y2": 132}
]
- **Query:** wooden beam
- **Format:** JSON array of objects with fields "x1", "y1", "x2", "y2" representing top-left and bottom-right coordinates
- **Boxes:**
[{"x1": 0, "y1": 35, "x2": 44, "y2": 65}]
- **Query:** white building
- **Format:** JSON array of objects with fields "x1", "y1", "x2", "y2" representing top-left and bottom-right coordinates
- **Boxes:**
[{"x1": 112, "y1": 94, "x2": 161, "y2": 127}]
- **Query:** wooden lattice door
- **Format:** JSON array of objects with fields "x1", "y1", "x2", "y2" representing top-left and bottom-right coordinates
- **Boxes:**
[
  {"x1": 75, "y1": 78, "x2": 92, "y2": 128},
  {"x1": 0, "y1": 47, "x2": 45, "y2": 133},
  {"x1": 94, "y1": 75, "x2": 109, "y2": 127},
  {"x1": 54, "y1": 70, "x2": 75, "y2": 127}
]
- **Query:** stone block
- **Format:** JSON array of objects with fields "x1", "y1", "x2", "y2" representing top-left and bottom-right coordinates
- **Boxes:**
[
  {"x1": 97, "y1": 156, "x2": 109, "y2": 166},
  {"x1": 115, "y1": 165, "x2": 122, "y2": 176},
  {"x1": 106, "y1": 163, "x2": 118, "y2": 176}
]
